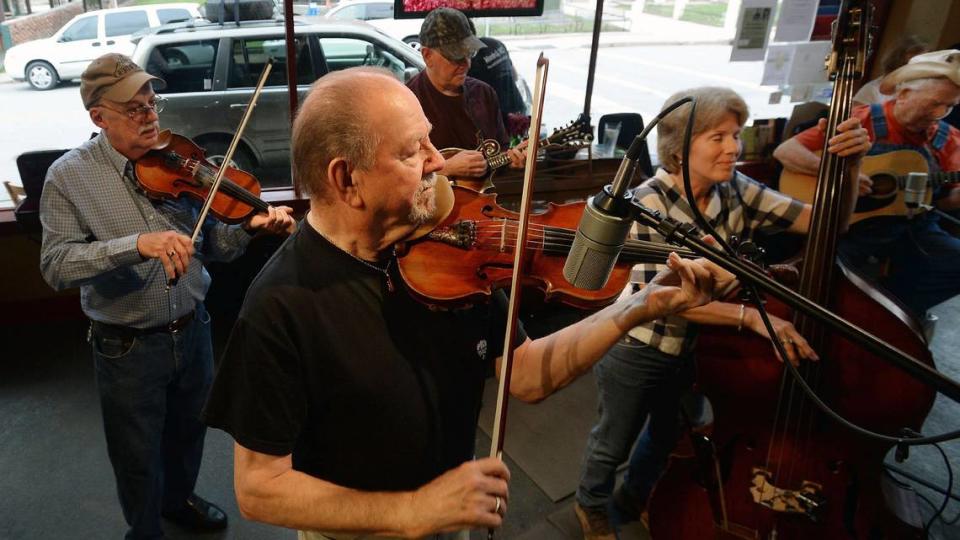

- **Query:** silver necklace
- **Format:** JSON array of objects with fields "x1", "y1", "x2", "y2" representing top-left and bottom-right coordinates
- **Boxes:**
[
  {"x1": 317, "y1": 229, "x2": 396, "y2": 293},
  {"x1": 349, "y1": 249, "x2": 396, "y2": 293}
]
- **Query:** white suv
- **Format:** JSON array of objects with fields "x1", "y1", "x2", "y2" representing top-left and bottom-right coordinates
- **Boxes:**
[
  {"x1": 324, "y1": 0, "x2": 423, "y2": 48},
  {"x1": 4, "y1": 3, "x2": 200, "y2": 90}
]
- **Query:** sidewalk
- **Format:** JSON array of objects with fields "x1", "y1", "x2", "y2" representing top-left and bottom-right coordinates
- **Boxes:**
[
  {"x1": 494, "y1": 12, "x2": 733, "y2": 50},
  {"x1": 297, "y1": 9, "x2": 732, "y2": 50}
]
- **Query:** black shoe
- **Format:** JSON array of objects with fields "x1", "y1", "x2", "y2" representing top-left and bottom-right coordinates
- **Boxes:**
[{"x1": 162, "y1": 494, "x2": 228, "y2": 532}]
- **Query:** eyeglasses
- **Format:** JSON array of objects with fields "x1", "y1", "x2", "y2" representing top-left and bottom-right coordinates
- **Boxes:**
[{"x1": 99, "y1": 96, "x2": 167, "y2": 121}]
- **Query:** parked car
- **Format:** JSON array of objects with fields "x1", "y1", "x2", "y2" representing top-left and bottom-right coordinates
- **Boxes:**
[
  {"x1": 130, "y1": 18, "x2": 423, "y2": 185},
  {"x1": 324, "y1": 0, "x2": 423, "y2": 49},
  {"x1": 4, "y1": 4, "x2": 201, "y2": 90}
]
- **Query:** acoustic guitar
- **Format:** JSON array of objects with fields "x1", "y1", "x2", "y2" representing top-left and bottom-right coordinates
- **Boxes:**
[
  {"x1": 779, "y1": 149, "x2": 960, "y2": 225},
  {"x1": 440, "y1": 118, "x2": 592, "y2": 193}
]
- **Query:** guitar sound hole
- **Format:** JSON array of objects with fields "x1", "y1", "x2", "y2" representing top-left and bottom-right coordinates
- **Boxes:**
[
  {"x1": 855, "y1": 173, "x2": 899, "y2": 213},
  {"x1": 869, "y1": 173, "x2": 898, "y2": 198}
]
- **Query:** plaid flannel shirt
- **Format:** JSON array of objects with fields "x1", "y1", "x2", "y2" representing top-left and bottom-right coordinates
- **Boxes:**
[
  {"x1": 628, "y1": 168, "x2": 805, "y2": 356},
  {"x1": 39, "y1": 133, "x2": 251, "y2": 329}
]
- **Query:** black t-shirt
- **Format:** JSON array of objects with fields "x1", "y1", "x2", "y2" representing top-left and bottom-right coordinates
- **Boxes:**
[
  {"x1": 469, "y1": 37, "x2": 525, "y2": 119},
  {"x1": 406, "y1": 72, "x2": 509, "y2": 150},
  {"x1": 203, "y1": 221, "x2": 525, "y2": 491}
]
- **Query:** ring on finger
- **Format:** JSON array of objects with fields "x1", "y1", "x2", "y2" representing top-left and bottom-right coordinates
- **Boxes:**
[
  {"x1": 494, "y1": 496, "x2": 502, "y2": 514},
  {"x1": 167, "y1": 250, "x2": 176, "y2": 258}
]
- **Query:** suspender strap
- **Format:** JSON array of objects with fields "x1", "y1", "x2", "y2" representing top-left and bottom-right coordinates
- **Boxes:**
[
  {"x1": 932, "y1": 121, "x2": 950, "y2": 150},
  {"x1": 870, "y1": 103, "x2": 888, "y2": 139}
]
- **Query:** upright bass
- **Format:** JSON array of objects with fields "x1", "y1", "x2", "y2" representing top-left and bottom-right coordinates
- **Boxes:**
[{"x1": 647, "y1": 2, "x2": 937, "y2": 538}]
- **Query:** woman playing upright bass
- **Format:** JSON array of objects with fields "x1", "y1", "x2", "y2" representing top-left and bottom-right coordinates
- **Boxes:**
[{"x1": 573, "y1": 85, "x2": 870, "y2": 539}]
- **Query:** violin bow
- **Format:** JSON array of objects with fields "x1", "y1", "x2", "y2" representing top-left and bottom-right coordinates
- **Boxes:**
[
  {"x1": 487, "y1": 53, "x2": 548, "y2": 539},
  {"x1": 187, "y1": 58, "x2": 274, "y2": 246}
]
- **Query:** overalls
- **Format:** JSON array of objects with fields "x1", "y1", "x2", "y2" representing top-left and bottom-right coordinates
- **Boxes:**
[{"x1": 838, "y1": 104, "x2": 960, "y2": 316}]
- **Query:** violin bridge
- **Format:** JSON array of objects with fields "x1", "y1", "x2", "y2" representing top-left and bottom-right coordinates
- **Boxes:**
[
  {"x1": 750, "y1": 468, "x2": 825, "y2": 521},
  {"x1": 427, "y1": 220, "x2": 476, "y2": 249}
]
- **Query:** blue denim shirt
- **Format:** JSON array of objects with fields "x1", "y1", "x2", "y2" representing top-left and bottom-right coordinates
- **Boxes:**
[{"x1": 39, "y1": 132, "x2": 251, "y2": 328}]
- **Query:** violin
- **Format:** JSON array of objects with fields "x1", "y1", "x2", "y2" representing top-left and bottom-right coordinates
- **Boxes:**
[
  {"x1": 396, "y1": 178, "x2": 696, "y2": 309},
  {"x1": 134, "y1": 131, "x2": 270, "y2": 224}
]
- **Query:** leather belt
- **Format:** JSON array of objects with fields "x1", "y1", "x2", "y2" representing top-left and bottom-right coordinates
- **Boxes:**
[{"x1": 92, "y1": 310, "x2": 196, "y2": 338}]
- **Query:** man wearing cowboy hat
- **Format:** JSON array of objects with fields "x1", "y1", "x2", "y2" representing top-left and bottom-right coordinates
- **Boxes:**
[
  {"x1": 406, "y1": 7, "x2": 526, "y2": 186},
  {"x1": 774, "y1": 49, "x2": 960, "y2": 318},
  {"x1": 38, "y1": 53, "x2": 294, "y2": 538}
]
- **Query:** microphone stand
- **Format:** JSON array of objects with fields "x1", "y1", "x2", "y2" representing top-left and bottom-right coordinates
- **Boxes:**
[
  {"x1": 625, "y1": 197, "x2": 960, "y2": 406},
  {"x1": 916, "y1": 204, "x2": 960, "y2": 227}
]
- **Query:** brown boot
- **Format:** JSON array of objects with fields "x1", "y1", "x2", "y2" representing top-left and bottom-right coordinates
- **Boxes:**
[{"x1": 574, "y1": 502, "x2": 616, "y2": 540}]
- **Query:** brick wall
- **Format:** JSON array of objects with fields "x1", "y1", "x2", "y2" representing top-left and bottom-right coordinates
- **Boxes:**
[{"x1": 2, "y1": 2, "x2": 83, "y2": 48}]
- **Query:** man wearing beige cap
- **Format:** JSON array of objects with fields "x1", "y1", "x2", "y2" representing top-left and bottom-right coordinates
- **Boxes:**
[
  {"x1": 774, "y1": 49, "x2": 960, "y2": 319},
  {"x1": 38, "y1": 53, "x2": 294, "y2": 539},
  {"x1": 407, "y1": 7, "x2": 526, "y2": 189}
]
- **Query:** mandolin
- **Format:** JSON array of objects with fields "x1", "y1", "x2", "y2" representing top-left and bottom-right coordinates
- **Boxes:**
[
  {"x1": 780, "y1": 149, "x2": 960, "y2": 224},
  {"x1": 440, "y1": 117, "x2": 591, "y2": 193}
]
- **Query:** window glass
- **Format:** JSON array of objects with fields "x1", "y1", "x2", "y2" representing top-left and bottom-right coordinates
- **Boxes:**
[
  {"x1": 511, "y1": 49, "x2": 795, "y2": 167},
  {"x1": 61, "y1": 16, "x2": 97, "y2": 41},
  {"x1": 1, "y1": 3, "x2": 812, "y2": 199},
  {"x1": 330, "y1": 5, "x2": 364, "y2": 20},
  {"x1": 105, "y1": 11, "x2": 150, "y2": 37},
  {"x1": 365, "y1": 2, "x2": 394, "y2": 19},
  {"x1": 158, "y1": 8, "x2": 193, "y2": 24},
  {"x1": 144, "y1": 40, "x2": 220, "y2": 93},
  {"x1": 319, "y1": 37, "x2": 414, "y2": 79},
  {"x1": 228, "y1": 36, "x2": 315, "y2": 88}
]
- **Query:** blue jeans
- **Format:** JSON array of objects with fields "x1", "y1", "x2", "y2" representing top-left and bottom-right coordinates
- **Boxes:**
[
  {"x1": 576, "y1": 338, "x2": 694, "y2": 509},
  {"x1": 92, "y1": 307, "x2": 213, "y2": 540},
  {"x1": 840, "y1": 216, "x2": 960, "y2": 316}
]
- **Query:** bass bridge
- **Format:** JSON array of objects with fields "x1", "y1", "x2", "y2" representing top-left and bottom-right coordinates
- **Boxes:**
[
  {"x1": 427, "y1": 220, "x2": 476, "y2": 249},
  {"x1": 750, "y1": 468, "x2": 826, "y2": 521}
]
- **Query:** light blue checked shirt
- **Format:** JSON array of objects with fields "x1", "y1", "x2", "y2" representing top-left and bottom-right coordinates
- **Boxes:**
[{"x1": 39, "y1": 133, "x2": 252, "y2": 329}]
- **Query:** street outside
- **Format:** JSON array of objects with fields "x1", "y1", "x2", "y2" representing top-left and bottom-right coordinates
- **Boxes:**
[{"x1": 0, "y1": 36, "x2": 796, "y2": 207}]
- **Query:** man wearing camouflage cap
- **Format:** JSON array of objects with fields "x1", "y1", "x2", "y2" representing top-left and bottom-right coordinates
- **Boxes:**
[
  {"x1": 407, "y1": 7, "x2": 526, "y2": 189},
  {"x1": 38, "y1": 53, "x2": 294, "y2": 539},
  {"x1": 775, "y1": 50, "x2": 960, "y2": 318}
]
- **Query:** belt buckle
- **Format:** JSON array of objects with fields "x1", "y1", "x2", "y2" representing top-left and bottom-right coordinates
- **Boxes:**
[
  {"x1": 168, "y1": 316, "x2": 182, "y2": 334},
  {"x1": 168, "y1": 311, "x2": 193, "y2": 333}
]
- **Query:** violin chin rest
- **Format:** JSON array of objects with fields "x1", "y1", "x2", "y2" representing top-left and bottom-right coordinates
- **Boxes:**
[
  {"x1": 407, "y1": 174, "x2": 456, "y2": 242},
  {"x1": 152, "y1": 129, "x2": 174, "y2": 150}
]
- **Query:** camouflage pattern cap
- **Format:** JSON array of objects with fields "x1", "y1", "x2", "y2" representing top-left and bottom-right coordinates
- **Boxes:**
[{"x1": 419, "y1": 7, "x2": 485, "y2": 62}]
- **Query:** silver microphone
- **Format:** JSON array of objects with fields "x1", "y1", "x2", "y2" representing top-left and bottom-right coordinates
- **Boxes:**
[
  {"x1": 564, "y1": 97, "x2": 694, "y2": 290},
  {"x1": 563, "y1": 194, "x2": 634, "y2": 289},
  {"x1": 904, "y1": 172, "x2": 927, "y2": 218},
  {"x1": 563, "y1": 130, "x2": 646, "y2": 290}
]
